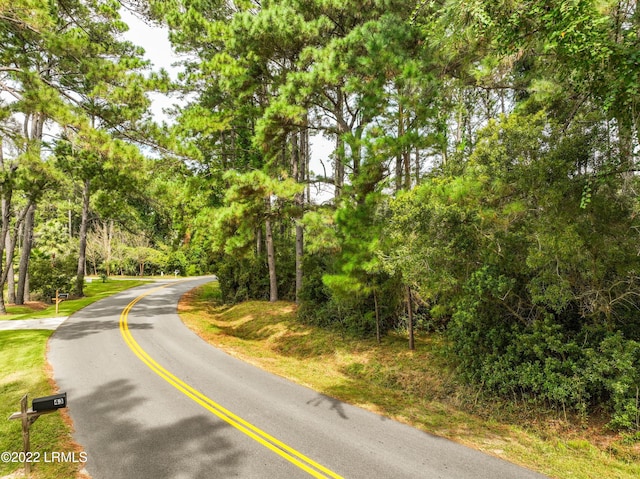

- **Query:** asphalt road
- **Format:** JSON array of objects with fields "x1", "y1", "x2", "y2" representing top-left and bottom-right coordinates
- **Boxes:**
[{"x1": 48, "y1": 277, "x2": 548, "y2": 479}]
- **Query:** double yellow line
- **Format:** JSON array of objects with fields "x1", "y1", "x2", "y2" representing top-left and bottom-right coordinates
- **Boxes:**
[{"x1": 119, "y1": 283, "x2": 343, "y2": 479}]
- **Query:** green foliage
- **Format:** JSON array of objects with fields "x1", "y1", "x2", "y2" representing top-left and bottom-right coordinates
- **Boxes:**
[
  {"x1": 214, "y1": 253, "x2": 270, "y2": 303},
  {"x1": 34, "y1": 219, "x2": 77, "y2": 259},
  {"x1": 296, "y1": 192, "x2": 404, "y2": 336},
  {"x1": 29, "y1": 251, "x2": 76, "y2": 303},
  {"x1": 143, "y1": 0, "x2": 640, "y2": 433},
  {"x1": 388, "y1": 110, "x2": 640, "y2": 428},
  {"x1": 299, "y1": 252, "x2": 403, "y2": 337},
  {"x1": 584, "y1": 334, "x2": 640, "y2": 430}
]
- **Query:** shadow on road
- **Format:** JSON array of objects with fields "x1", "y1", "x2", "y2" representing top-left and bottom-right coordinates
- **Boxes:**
[
  {"x1": 306, "y1": 393, "x2": 349, "y2": 420},
  {"x1": 53, "y1": 294, "x2": 179, "y2": 341},
  {"x1": 52, "y1": 318, "x2": 153, "y2": 341},
  {"x1": 70, "y1": 379, "x2": 242, "y2": 479}
]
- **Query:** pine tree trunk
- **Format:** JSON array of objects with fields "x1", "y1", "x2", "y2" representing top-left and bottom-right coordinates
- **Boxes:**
[
  {"x1": 407, "y1": 286, "x2": 415, "y2": 350},
  {"x1": 396, "y1": 101, "x2": 404, "y2": 192},
  {"x1": 265, "y1": 216, "x2": 278, "y2": 302},
  {"x1": 256, "y1": 225, "x2": 263, "y2": 256},
  {"x1": 6, "y1": 263, "x2": 14, "y2": 303},
  {"x1": 102, "y1": 220, "x2": 113, "y2": 277},
  {"x1": 292, "y1": 127, "x2": 306, "y2": 305},
  {"x1": 403, "y1": 146, "x2": 411, "y2": 190},
  {"x1": 304, "y1": 127, "x2": 311, "y2": 205},
  {"x1": 16, "y1": 112, "x2": 43, "y2": 305},
  {"x1": 76, "y1": 178, "x2": 90, "y2": 296},
  {"x1": 0, "y1": 191, "x2": 10, "y2": 315},
  {"x1": 0, "y1": 232, "x2": 6, "y2": 312},
  {"x1": 16, "y1": 204, "x2": 35, "y2": 305},
  {"x1": 0, "y1": 142, "x2": 10, "y2": 314},
  {"x1": 374, "y1": 289, "x2": 381, "y2": 345},
  {"x1": 334, "y1": 88, "x2": 346, "y2": 198},
  {"x1": 295, "y1": 224, "x2": 303, "y2": 304},
  {"x1": 2, "y1": 211, "x2": 29, "y2": 313},
  {"x1": 6, "y1": 233, "x2": 14, "y2": 304},
  {"x1": 414, "y1": 146, "x2": 420, "y2": 185},
  {"x1": 23, "y1": 272, "x2": 29, "y2": 303}
]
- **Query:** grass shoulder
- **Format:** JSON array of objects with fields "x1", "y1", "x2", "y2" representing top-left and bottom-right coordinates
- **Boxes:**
[
  {"x1": 0, "y1": 330, "x2": 87, "y2": 479},
  {"x1": 1, "y1": 279, "x2": 147, "y2": 321},
  {"x1": 0, "y1": 278, "x2": 146, "y2": 479},
  {"x1": 178, "y1": 282, "x2": 640, "y2": 479}
]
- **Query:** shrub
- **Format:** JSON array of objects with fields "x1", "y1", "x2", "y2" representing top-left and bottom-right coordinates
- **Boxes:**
[
  {"x1": 29, "y1": 252, "x2": 76, "y2": 303},
  {"x1": 388, "y1": 112, "x2": 640, "y2": 429},
  {"x1": 584, "y1": 333, "x2": 640, "y2": 430},
  {"x1": 213, "y1": 253, "x2": 269, "y2": 303}
]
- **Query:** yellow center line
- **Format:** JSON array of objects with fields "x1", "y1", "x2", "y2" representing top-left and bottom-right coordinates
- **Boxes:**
[{"x1": 119, "y1": 282, "x2": 344, "y2": 479}]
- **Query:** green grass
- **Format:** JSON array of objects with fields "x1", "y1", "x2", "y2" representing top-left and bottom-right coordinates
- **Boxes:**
[
  {"x1": 0, "y1": 331, "x2": 80, "y2": 479},
  {"x1": 0, "y1": 278, "x2": 146, "y2": 479},
  {"x1": 179, "y1": 282, "x2": 640, "y2": 479},
  {"x1": 1, "y1": 279, "x2": 146, "y2": 321}
]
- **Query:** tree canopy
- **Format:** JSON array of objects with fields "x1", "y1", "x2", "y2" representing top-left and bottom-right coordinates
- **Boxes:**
[{"x1": 2, "y1": 0, "x2": 640, "y2": 430}]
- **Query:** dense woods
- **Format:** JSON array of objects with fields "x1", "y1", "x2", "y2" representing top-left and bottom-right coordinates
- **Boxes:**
[{"x1": 2, "y1": 0, "x2": 640, "y2": 430}]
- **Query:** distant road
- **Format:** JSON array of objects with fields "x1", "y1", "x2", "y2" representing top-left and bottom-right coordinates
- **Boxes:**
[{"x1": 49, "y1": 277, "x2": 548, "y2": 478}]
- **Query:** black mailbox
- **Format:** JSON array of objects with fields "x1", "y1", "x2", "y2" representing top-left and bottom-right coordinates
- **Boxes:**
[{"x1": 32, "y1": 392, "x2": 67, "y2": 412}]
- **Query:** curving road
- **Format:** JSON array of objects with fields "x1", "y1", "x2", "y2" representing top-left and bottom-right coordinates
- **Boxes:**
[{"x1": 48, "y1": 277, "x2": 548, "y2": 479}]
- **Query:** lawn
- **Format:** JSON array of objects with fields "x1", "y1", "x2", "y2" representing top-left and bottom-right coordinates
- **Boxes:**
[
  {"x1": 0, "y1": 330, "x2": 83, "y2": 479},
  {"x1": 178, "y1": 282, "x2": 640, "y2": 479},
  {"x1": 0, "y1": 279, "x2": 145, "y2": 479},
  {"x1": 1, "y1": 279, "x2": 146, "y2": 321}
]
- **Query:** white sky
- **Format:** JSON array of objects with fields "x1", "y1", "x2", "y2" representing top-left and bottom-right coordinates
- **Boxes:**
[
  {"x1": 119, "y1": 11, "x2": 175, "y2": 71},
  {"x1": 119, "y1": 9, "x2": 180, "y2": 124}
]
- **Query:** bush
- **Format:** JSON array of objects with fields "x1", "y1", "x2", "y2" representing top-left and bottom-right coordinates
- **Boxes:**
[
  {"x1": 388, "y1": 112, "x2": 640, "y2": 429},
  {"x1": 298, "y1": 252, "x2": 405, "y2": 336},
  {"x1": 584, "y1": 333, "x2": 640, "y2": 430},
  {"x1": 29, "y1": 252, "x2": 76, "y2": 303},
  {"x1": 444, "y1": 266, "x2": 640, "y2": 429},
  {"x1": 213, "y1": 253, "x2": 269, "y2": 303}
]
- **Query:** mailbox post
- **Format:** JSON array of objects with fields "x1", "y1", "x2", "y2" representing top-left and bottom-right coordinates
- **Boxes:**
[
  {"x1": 8, "y1": 393, "x2": 67, "y2": 475},
  {"x1": 52, "y1": 290, "x2": 69, "y2": 316}
]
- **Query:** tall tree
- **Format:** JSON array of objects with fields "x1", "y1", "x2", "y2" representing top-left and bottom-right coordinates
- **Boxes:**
[{"x1": 1, "y1": 0, "x2": 153, "y2": 301}]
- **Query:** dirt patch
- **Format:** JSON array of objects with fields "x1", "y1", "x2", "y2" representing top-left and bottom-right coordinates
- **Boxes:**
[{"x1": 18, "y1": 301, "x2": 49, "y2": 311}]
